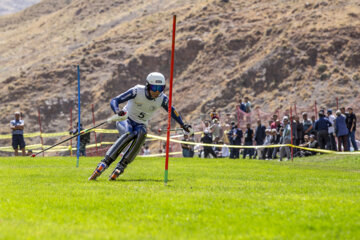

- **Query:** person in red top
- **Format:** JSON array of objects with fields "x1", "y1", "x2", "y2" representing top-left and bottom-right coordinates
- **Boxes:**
[{"x1": 270, "y1": 114, "x2": 278, "y2": 129}]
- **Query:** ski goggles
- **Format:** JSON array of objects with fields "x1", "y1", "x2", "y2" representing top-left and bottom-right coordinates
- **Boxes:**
[{"x1": 149, "y1": 84, "x2": 165, "y2": 92}]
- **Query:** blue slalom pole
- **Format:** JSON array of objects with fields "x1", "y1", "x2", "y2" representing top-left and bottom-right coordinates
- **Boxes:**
[{"x1": 76, "y1": 65, "x2": 81, "y2": 167}]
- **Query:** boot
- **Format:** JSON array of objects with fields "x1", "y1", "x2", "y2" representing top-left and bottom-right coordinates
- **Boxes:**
[
  {"x1": 109, "y1": 167, "x2": 124, "y2": 181},
  {"x1": 88, "y1": 162, "x2": 107, "y2": 180}
]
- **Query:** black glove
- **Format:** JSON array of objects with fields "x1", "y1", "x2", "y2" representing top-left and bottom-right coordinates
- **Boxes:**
[
  {"x1": 116, "y1": 110, "x2": 126, "y2": 116},
  {"x1": 182, "y1": 124, "x2": 192, "y2": 133}
]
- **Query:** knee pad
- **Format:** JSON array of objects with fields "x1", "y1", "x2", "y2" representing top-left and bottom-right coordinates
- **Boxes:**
[
  {"x1": 105, "y1": 132, "x2": 136, "y2": 164},
  {"x1": 120, "y1": 126, "x2": 147, "y2": 166}
]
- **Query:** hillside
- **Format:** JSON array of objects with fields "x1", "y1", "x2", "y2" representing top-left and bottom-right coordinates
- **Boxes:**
[
  {"x1": 0, "y1": 0, "x2": 41, "y2": 16},
  {"x1": 0, "y1": 0, "x2": 360, "y2": 140}
]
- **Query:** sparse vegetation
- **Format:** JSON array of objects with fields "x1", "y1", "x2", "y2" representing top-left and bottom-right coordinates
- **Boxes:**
[
  {"x1": 353, "y1": 73, "x2": 360, "y2": 81},
  {"x1": 320, "y1": 72, "x2": 329, "y2": 80},
  {"x1": 317, "y1": 64, "x2": 328, "y2": 74}
]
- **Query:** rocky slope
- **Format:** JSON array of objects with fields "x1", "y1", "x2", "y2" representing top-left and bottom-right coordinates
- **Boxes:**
[
  {"x1": 0, "y1": 0, "x2": 360, "y2": 146},
  {"x1": 0, "y1": 0, "x2": 41, "y2": 16}
]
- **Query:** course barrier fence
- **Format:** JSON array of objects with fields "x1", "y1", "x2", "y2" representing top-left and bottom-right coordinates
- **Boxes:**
[{"x1": 1, "y1": 128, "x2": 359, "y2": 156}]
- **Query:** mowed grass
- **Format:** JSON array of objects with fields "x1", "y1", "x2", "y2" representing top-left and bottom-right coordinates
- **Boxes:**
[{"x1": 0, "y1": 155, "x2": 359, "y2": 240}]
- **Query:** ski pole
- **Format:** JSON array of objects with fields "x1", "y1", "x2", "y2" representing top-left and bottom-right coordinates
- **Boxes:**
[{"x1": 31, "y1": 113, "x2": 127, "y2": 157}]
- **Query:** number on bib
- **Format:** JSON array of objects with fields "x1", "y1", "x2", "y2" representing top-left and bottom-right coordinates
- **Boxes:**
[{"x1": 138, "y1": 112, "x2": 145, "y2": 119}]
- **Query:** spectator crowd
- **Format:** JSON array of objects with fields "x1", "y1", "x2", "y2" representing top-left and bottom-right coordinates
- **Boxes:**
[{"x1": 180, "y1": 99, "x2": 358, "y2": 161}]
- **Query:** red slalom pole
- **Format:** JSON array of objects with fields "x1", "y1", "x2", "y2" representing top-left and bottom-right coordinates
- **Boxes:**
[{"x1": 164, "y1": 15, "x2": 176, "y2": 185}]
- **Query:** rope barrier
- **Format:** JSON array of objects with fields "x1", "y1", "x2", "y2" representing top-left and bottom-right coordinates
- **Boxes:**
[{"x1": 1, "y1": 130, "x2": 359, "y2": 155}]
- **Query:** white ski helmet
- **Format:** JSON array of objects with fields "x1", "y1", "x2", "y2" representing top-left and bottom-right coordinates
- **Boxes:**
[{"x1": 146, "y1": 72, "x2": 166, "y2": 93}]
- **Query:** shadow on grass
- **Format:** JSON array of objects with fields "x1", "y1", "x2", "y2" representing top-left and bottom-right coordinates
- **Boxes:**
[{"x1": 118, "y1": 179, "x2": 173, "y2": 182}]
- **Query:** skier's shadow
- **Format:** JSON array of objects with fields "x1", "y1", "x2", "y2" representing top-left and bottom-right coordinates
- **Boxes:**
[{"x1": 118, "y1": 179, "x2": 173, "y2": 183}]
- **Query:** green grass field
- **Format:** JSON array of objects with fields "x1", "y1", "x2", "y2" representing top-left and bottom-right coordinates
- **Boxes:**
[{"x1": 0, "y1": 155, "x2": 359, "y2": 240}]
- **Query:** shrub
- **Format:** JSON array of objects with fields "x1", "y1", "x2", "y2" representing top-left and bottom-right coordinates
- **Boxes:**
[
  {"x1": 353, "y1": 74, "x2": 360, "y2": 81},
  {"x1": 317, "y1": 64, "x2": 327, "y2": 73}
]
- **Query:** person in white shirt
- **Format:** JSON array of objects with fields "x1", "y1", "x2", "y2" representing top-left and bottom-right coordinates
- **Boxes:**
[{"x1": 10, "y1": 111, "x2": 26, "y2": 156}]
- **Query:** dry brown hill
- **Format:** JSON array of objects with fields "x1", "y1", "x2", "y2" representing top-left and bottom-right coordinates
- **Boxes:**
[
  {"x1": 0, "y1": 0, "x2": 41, "y2": 16},
  {"x1": 1, "y1": 0, "x2": 360, "y2": 143}
]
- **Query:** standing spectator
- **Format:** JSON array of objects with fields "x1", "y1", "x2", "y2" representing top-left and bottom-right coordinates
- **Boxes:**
[
  {"x1": 270, "y1": 115, "x2": 278, "y2": 129},
  {"x1": 340, "y1": 107, "x2": 346, "y2": 115},
  {"x1": 279, "y1": 117, "x2": 291, "y2": 161},
  {"x1": 210, "y1": 118, "x2": 223, "y2": 144},
  {"x1": 203, "y1": 120, "x2": 212, "y2": 135},
  {"x1": 272, "y1": 128, "x2": 283, "y2": 159},
  {"x1": 310, "y1": 115, "x2": 317, "y2": 138},
  {"x1": 243, "y1": 123, "x2": 254, "y2": 159},
  {"x1": 268, "y1": 120, "x2": 274, "y2": 130},
  {"x1": 335, "y1": 110, "x2": 349, "y2": 152},
  {"x1": 254, "y1": 119, "x2": 266, "y2": 159},
  {"x1": 346, "y1": 107, "x2": 358, "y2": 151},
  {"x1": 327, "y1": 109, "x2": 337, "y2": 151},
  {"x1": 70, "y1": 123, "x2": 90, "y2": 156},
  {"x1": 228, "y1": 122, "x2": 243, "y2": 159},
  {"x1": 294, "y1": 115, "x2": 304, "y2": 145},
  {"x1": 10, "y1": 112, "x2": 26, "y2": 156},
  {"x1": 223, "y1": 124, "x2": 231, "y2": 144},
  {"x1": 239, "y1": 99, "x2": 246, "y2": 113},
  {"x1": 201, "y1": 130, "x2": 217, "y2": 158},
  {"x1": 261, "y1": 129, "x2": 272, "y2": 159},
  {"x1": 302, "y1": 112, "x2": 313, "y2": 137},
  {"x1": 290, "y1": 116, "x2": 298, "y2": 155},
  {"x1": 267, "y1": 129, "x2": 277, "y2": 159},
  {"x1": 274, "y1": 119, "x2": 282, "y2": 132},
  {"x1": 314, "y1": 110, "x2": 332, "y2": 150},
  {"x1": 244, "y1": 97, "x2": 252, "y2": 113},
  {"x1": 292, "y1": 115, "x2": 303, "y2": 156},
  {"x1": 340, "y1": 107, "x2": 348, "y2": 150},
  {"x1": 181, "y1": 133, "x2": 194, "y2": 157}
]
